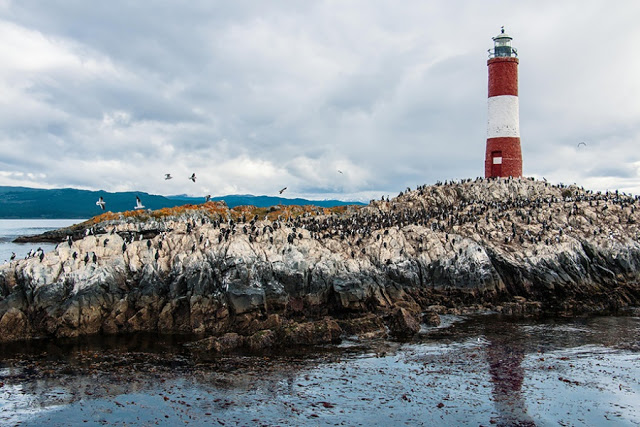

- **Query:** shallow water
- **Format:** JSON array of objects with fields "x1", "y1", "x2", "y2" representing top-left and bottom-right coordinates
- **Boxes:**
[
  {"x1": 1, "y1": 315, "x2": 638, "y2": 426},
  {"x1": 0, "y1": 219, "x2": 81, "y2": 264}
]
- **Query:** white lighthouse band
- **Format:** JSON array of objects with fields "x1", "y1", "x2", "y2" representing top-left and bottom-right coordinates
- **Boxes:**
[{"x1": 487, "y1": 95, "x2": 520, "y2": 139}]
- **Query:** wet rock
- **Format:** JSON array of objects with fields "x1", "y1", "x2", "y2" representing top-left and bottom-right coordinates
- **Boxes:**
[
  {"x1": 338, "y1": 314, "x2": 387, "y2": 339},
  {"x1": 193, "y1": 332, "x2": 245, "y2": 353},
  {"x1": 281, "y1": 318, "x2": 343, "y2": 346},
  {"x1": 247, "y1": 329, "x2": 277, "y2": 351},
  {"x1": 386, "y1": 307, "x2": 421, "y2": 339},
  {"x1": 0, "y1": 308, "x2": 30, "y2": 341},
  {"x1": 422, "y1": 310, "x2": 441, "y2": 326}
]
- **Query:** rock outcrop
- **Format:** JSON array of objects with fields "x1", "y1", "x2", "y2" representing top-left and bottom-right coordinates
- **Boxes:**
[{"x1": 1, "y1": 178, "x2": 640, "y2": 347}]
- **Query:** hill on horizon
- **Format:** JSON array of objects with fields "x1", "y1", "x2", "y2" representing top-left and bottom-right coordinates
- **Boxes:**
[{"x1": 0, "y1": 186, "x2": 365, "y2": 219}]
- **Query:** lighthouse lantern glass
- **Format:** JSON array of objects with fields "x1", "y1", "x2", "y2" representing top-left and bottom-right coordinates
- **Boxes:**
[{"x1": 493, "y1": 36, "x2": 513, "y2": 57}]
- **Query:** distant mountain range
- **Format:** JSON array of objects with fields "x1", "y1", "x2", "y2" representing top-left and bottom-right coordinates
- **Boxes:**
[{"x1": 0, "y1": 186, "x2": 365, "y2": 219}]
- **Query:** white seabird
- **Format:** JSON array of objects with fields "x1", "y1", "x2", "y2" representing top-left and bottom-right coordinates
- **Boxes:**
[
  {"x1": 96, "y1": 196, "x2": 106, "y2": 210},
  {"x1": 135, "y1": 196, "x2": 145, "y2": 210}
]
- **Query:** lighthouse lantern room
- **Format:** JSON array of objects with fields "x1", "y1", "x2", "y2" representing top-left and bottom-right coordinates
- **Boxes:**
[{"x1": 485, "y1": 27, "x2": 522, "y2": 178}]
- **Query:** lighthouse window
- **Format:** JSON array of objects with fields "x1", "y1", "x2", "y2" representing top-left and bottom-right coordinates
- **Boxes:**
[{"x1": 492, "y1": 151, "x2": 503, "y2": 164}]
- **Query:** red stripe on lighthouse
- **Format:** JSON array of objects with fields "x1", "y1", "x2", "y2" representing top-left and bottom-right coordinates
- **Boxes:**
[
  {"x1": 485, "y1": 137, "x2": 522, "y2": 178},
  {"x1": 488, "y1": 57, "x2": 519, "y2": 97}
]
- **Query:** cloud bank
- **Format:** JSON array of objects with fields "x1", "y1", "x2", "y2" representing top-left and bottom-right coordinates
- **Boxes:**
[{"x1": 1, "y1": 1, "x2": 639, "y2": 201}]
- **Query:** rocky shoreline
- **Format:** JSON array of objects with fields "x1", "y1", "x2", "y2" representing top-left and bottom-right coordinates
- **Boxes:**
[{"x1": 1, "y1": 177, "x2": 640, "y2": 350}]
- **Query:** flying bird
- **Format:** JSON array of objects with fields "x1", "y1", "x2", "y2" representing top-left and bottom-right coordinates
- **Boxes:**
[
  {"x1": 164, "y1": 173, "x2": 173, "y2": 180},
  {"x1": 96, "y1": 196, "x2": 106, "y2": 210},
  {"x1": 338, "y1": 170, "x2": 343, "y2": 174},
  {"x1": 279, "y1": 187, "x2": 287, "y2": 194},
  {"x1": 577, "y1": 142, "x2": 587, "y2": 148},
  {"x1": 189, "y1": 173, "x2": 196, "y2": 182},
  {"x1": 134, "y1": 196, "x2": 145, "y2": 210}
]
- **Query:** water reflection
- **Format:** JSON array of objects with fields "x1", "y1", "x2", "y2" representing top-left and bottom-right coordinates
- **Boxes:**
[
  {"x1": 1, "y1": 316, "x2": 638, "y2": 425},
  {"x1": 484, "y1": 322, "x2": 536, "y2": 426}
]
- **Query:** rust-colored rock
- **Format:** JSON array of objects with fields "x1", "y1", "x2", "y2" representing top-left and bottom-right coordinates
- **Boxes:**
[{"x1": 386, "y1": 307, "x2": 421, "y2": 339}]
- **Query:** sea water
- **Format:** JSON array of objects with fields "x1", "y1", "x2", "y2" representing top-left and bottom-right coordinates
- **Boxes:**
[
  {"x1": 0, "y1": 219, "x2": 81, "y2": 264},
  {"x1": 0, "y1": 315, "x2": 638, "y2": 426}
]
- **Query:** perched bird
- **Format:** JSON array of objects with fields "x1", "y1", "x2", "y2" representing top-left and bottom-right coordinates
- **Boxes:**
[
  {"x1": 96, "y1": 196, "x2": 106, "y2": 211},
  {"x1": 279, "y1": 187, "x2": 287, "y2": 194},
  {"x1": 134, "y1": 196, "x2": 145, "y2": 210},
  {"x1": 10, "y1": 252, "x2": 16, "y2": 261},
  {"x1": 189, "y1": 173, "x2": 196, "y2": 182},
  {"x1": 205, "y1": 195, "x2": 211, "y2": 202},
  {"x1": 164, "y1": 173, "x2": 173, "y2": 180}
]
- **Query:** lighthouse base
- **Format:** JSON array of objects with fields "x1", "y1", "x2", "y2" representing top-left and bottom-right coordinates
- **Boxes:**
[{"x1": 485, "y1": 137, "x2": 522, "y2": 178}]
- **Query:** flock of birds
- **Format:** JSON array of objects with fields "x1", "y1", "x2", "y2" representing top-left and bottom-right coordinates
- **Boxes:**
[
  {"x1": 8, "y1": 176, "x2": 640, "y2": 266},
  {"x1": 70, "y1": 177, "x2": 637, "y2": 268},
  {"x1": 94, "y1": 172, "x2": 291, "y2": 212},
  {"x1": 93, "y1": 147, "x2": 587, "y2": 213}
]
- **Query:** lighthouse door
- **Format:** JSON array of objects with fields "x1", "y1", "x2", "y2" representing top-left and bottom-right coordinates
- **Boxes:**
[{"x1": 491, "y1": 151, "x2": 503, "y2": 177}]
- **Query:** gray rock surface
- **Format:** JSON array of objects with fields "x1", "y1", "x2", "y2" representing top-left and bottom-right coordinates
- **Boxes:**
[{"x1": 2, "y1": 178, "x2": 640, "y2": 346}]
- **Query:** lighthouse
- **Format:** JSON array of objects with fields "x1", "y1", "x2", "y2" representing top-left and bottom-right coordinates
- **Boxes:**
[{"x1": 485, "y1": 27, "x2": 522, "y2": 178}]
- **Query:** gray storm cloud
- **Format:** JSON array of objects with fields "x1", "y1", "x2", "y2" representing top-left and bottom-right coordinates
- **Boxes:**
[{"x1": 1, "y1": 0, "x2": 639, "y2": 200}]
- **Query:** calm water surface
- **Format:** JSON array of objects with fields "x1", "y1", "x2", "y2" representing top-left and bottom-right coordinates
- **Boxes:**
[
  {"x1": 0, "y1": 219, "x2": 81, "y2": 263},
  {"x1": 1, "y1": 315, "x2": 638, "y2": 426}
]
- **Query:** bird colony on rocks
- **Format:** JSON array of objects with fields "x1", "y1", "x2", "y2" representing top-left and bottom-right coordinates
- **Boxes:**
[{"x1": 1, "y1": 177, "x2": 640, "y2": 352}]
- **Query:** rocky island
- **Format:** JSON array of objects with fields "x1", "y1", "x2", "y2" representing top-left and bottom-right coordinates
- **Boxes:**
[{"x1": 1, "y1": 177, "x2": 639, "y2": 351}]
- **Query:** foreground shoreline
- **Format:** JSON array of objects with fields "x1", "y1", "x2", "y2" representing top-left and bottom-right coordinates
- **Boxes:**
[
  {"x1": 1, "y1": 314, "x2": 638, "y2": 426},
  {"x1": 2, "y1": 177, "x2": 640, "y2": 348}
]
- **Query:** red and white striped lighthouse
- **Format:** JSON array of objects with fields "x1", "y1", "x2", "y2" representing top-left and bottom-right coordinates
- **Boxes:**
[{"x1": 485, "y1": 27, "x2": 522, "y2": 178}]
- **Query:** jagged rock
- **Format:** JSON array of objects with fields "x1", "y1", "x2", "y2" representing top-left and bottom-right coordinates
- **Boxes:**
[
  {"x1": 386, "y1": 307, "x2": 421, "y2": 338},
  {"x1": 1, "y1": 178, "x2": 640, "y2": 348},
  {"x1": 247, "y1": 329, "x2": 277, "y2": 351},
  {"x1": 338, "y1": 314, "x2": 387, "y2": 339},
  {"x1": 194, "y1": 332, "x2": 245, "y2": 353},
  {"x1": 0, "y1": 308, "x2": 30, "y2": 341},
  {"x1": 281, "y1": 318, "x2": 342, "y2": 346},
  {"x1": 422, "y1": 310, "x2": 441, "y2": 326}
]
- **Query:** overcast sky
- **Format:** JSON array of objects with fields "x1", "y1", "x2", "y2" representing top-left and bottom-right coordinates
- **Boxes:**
[{"x1": 1, "y1": 1, "x2": 639, "y2": 201}]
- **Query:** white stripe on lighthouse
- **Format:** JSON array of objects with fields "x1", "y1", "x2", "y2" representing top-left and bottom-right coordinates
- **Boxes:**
[{"x1": 487, "y1": 95, "x2": 520, "y2": 138}]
